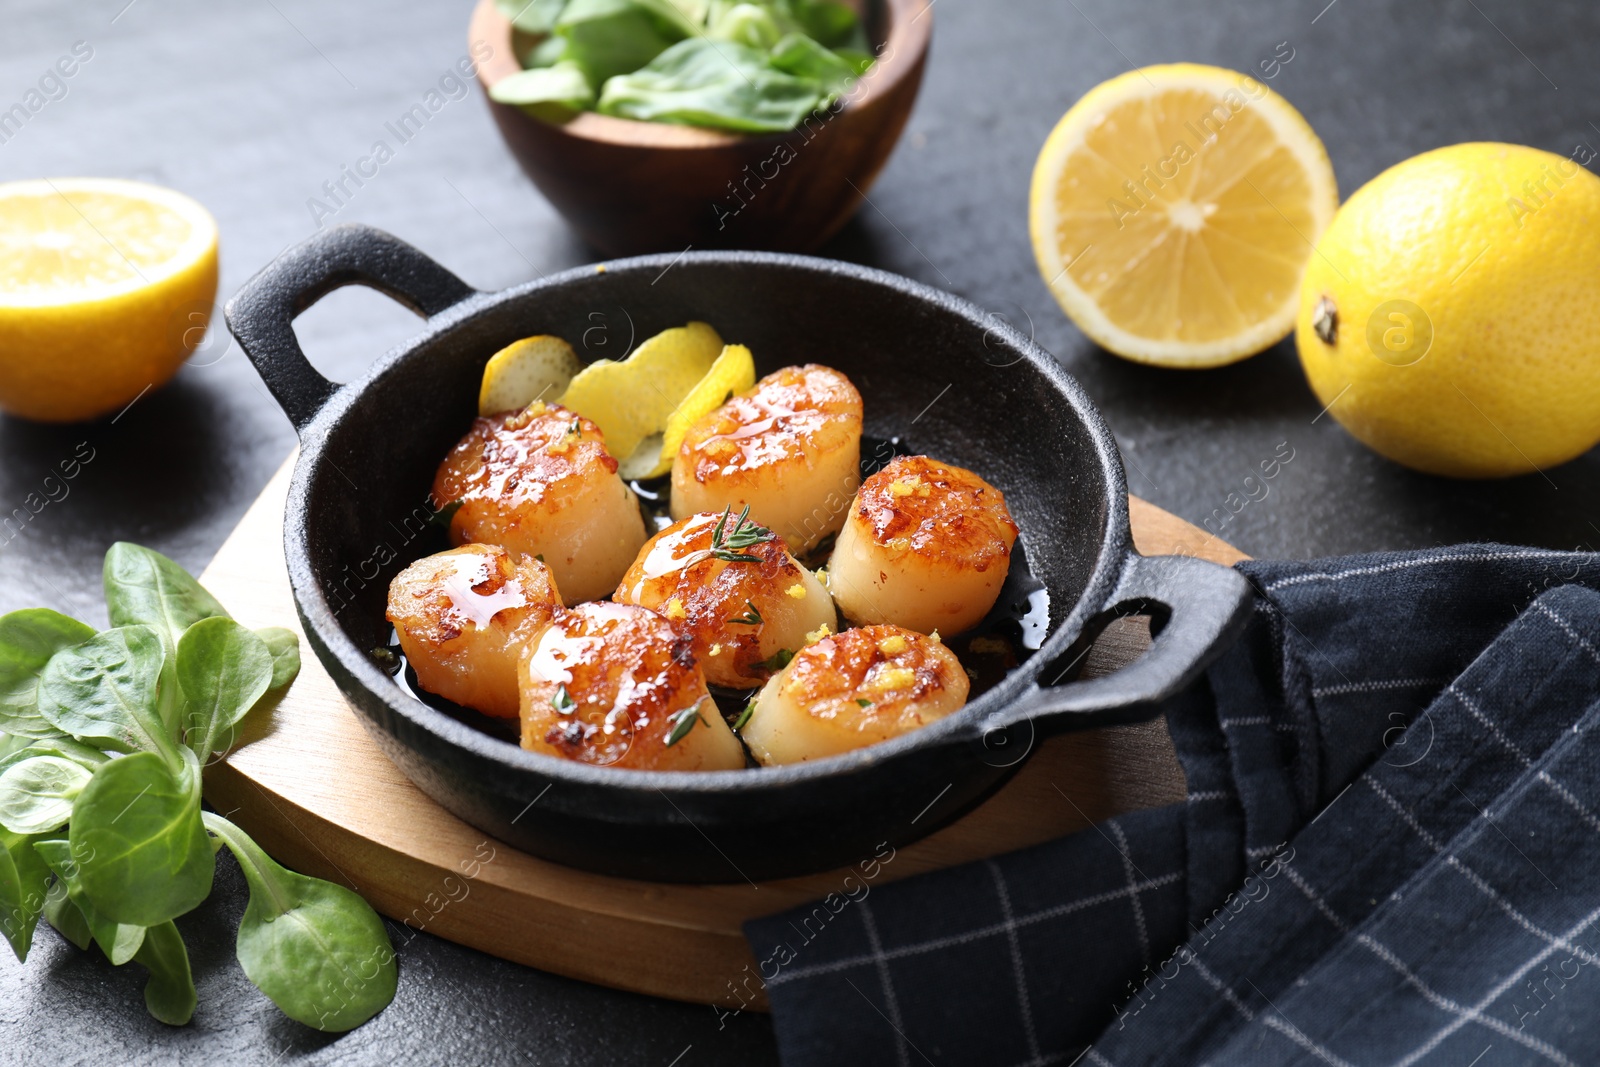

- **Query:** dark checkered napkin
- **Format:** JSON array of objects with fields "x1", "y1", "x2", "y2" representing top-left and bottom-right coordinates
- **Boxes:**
[
  {"x1": 745, "y1": 545, "x2": 1600, "y2": 1067},
  {"x1": 1093, "y1": 582, "x2": 1600, "y2": 1066}
]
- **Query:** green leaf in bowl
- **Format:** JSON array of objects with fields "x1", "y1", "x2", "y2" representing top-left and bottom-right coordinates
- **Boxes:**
[
  {"x1": 709, "y1": 3, "x2": 784, "y2": 49},
  {"x1": 598, "y1": 38, "x2": 826, "y2": 132},
  {"x1": 769, "y1": 31, "x2": 868, "y2": 94},
  {"x1": 557, "y1": 0, "x2": 699, "y2": 86},
  {"x1": 494, "y1": 0, "x2": 568, "y2": 34},
  {"x1": 491, "y1": 62, "x2": 599, "y2": 119},
  {"x1": 793, "y1": 0, "x2": 862, "y2": 48}
]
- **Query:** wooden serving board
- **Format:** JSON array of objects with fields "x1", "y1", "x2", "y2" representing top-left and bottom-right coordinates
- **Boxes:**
[{"x1": 201, "y1": 457, "x2": 1246, "y2": 1010}]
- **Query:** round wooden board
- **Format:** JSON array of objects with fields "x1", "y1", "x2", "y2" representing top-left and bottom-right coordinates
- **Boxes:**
[{"x1": 201, "y1": 457, "x2": 1246, "y2": 1010}]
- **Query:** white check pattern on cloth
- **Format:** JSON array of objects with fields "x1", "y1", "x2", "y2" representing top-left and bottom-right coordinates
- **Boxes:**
[
  {"x1": 1085, "y1": 586, "x2": 1600, "y2": 1066},
  {"x1": 765, "y1": 869, "x2": 1185, "y2": 988},
  {"x1": 1263, "y1": 549, "x2": 1577, "y2": 592}
]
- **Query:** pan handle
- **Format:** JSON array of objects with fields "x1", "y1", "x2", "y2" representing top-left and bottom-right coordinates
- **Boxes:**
[
  {"x1": 979, "y1": 551, "x2": 1255, "y2": 737},
  {"x1": 225, "y1": 224, "x2": 478, "y2": 435}
]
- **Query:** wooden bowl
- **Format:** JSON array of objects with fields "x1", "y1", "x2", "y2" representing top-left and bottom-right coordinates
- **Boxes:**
[{"x1": 467, "y1": 0, "x2": 932, "y2": 256}]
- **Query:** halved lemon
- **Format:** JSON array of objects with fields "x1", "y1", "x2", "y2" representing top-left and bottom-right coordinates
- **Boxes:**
[
  {"x1": 1029, "y1": 64, "x2": 1338, "y2": 367},
  {"x1": 0, "y1": 178, "x2": 219, "y2": 421}
]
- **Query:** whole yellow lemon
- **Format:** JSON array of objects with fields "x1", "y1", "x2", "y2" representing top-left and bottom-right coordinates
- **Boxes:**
[
  {"x1": 1296, "y1": 142, "x2": 1600, "y2": 477},
  {"x1": 0, "y1": 178, "x2": 218, "y2": 423}
]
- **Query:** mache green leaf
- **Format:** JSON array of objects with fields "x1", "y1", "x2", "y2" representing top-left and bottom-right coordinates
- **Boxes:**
[
  {"x1": 206, "y1": 814, "x2": 397, "y2": 1032},
  {"x1": 38, "y1": 625, "x2": 172, "y2": 759},
  {"x1": 42, "y1": 883, "x2": 92, "y2": 950},
  {"x1": 103, "y1": 542, "x2": 229, "y2": 650},
  {"x1": 494, "y1": 0, "x2": 568, "y2": 34},
  {"x1": 557, "y1": 0, "x2": 698, "y2": 85},
  {"x1": 0, "y1": 755, "x2": 92, "y2": 836},
  {"x1": 33, "y1": 838, "x2": 146, "y2": 965},
  {"x1": 255, "y1": 626, "x2": 302, "y2": 691},
  {"x1": 133, "y1": 921, "x2": 197, "y2": 1025},
  {"x1": 599, "y1": 36, "x2": 827, "y2": 133},
  {"x1": 769, "y1": 31, "x2": 867, "y2": 94},
  {"x1": 0, "y1": 827, "x2": 51, "y2": 962},
  {"x1": 0, "y1": 735, "x2": 108, "y2": 777},
  {"x1": 792, "y1": 0, "x2": 861, "y2": 48},
  {"x1": 177, "y1": 617, "x2": 274, "y2": 766},
  {"x1": 0, "y1": 609, "x2": 97, "y2": 739},
  {"x1": 68, "y1": 750, "x2": 214, "y2": 927},
  {"x1": 709, "y1": 2, "x2": 783, "y2": 48},
  {"x1": 490, "y1": 61, "x2": 598, "y2": 117}
]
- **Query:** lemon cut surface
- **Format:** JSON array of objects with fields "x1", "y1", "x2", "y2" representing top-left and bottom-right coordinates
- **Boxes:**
[
  {"x1": 0, "y1": 178, "x2": 218, "y2": 422},
  {"x1": 1030, "y1": 64, "x2": 1338, "y2": 367}
]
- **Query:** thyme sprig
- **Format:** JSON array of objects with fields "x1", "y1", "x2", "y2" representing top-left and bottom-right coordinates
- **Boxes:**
[
  {"x1": 665, "y1": 699, "x2": 709, "y2": 746},
  {"x1": 733, "y1": 694, "x2": 758, "y2": 731},
  {"x1": 710, "y1": 505, "x2": 775, "y2": 563}
]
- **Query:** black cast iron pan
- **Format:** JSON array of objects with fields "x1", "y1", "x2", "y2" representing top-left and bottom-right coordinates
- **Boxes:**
[{"x1": 226, "y1": 224, "x2": 1253, "y2": 883}]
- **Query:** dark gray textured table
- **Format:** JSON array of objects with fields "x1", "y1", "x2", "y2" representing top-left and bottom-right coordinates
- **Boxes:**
[{"x1": 2, "y1": 0, "x2": 1596, "y2": 1062}]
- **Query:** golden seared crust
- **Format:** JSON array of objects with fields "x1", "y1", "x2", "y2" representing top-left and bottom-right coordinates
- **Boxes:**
[
  {"x1": 780, "y1": 624, "x2": 970, "y2": 736},
  {"x1": 433, "y1": 401, "x2": 620, "y2": 540},
  {"x1": 385, "y1": 545, "x2": 562, "y2": 718},
  {"x1": 678, "y1": 364, "x2": 862, "y2": 486},
  {"x1": 616, "y1": 512, "x2": 814, "y2": 685},
  {"x1": 386, "y1": 544, "x2": 559, "y2": 642},
  {"x1": 520, "y1": 602, "x2": 718, "y2": 769},
  {"x1": 853, "y1": 456, "x2": 1019, "y2": 571}
]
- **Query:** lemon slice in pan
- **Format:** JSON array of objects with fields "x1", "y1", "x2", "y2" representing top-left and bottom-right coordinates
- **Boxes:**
[
  {"x1": 557, "y1": 321, "x2": 723, "y2": 473},
  {"x1": 621, "y1": 343, "x2": 758, "y2": 480},
  {"x1": 478, "y1": 335, "x2": 584, "y2": 415}
]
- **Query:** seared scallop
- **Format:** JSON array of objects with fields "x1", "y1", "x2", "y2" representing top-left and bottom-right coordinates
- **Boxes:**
[
  {"x1": 829, "y1": 456, "x2": 1018, "y2": 636},
  {"x1": 741, "y1": 625, "x2": 970, "y2": 765},
  {"x1": 433, "y1": 401, "x2": 648, "y2": 605},
  {"x1": 615, "y1": 509, "x2": 836, "y2": 689},
  {"x1": 519, "y1": 601, "x2": 745, "y2": 771},
  {"x1": 671, "y1": 364, "x2": 862, "y2": 554},
  {"x1": 386, "y1": 544, "x2": 563, "y2": 718}
]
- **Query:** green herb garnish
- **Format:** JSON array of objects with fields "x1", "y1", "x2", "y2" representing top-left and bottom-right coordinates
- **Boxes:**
[
  {"x1": 369, "y1": 645, "x2": 402, "y2": 675},
  {"x1": 730, "y1": 600, "x2": 763, "y2": 626},
  {"x1": 733, "y1": 694, "x2": 757, "y2": 732},
  {"x1": 710, "y1": 504, "x2": 775, "y2": 563},
  {"x1": 551, "y1": 684, "x2": 576, "y2": 714},
  {"x1": 753, "y1": 648, "x2": 794, "y2": 673},
  {"x1": 0, "y1": 543, "x2": 395, "y2": 1031},
  {"x1": 856, "y1": 698, "x2": 873, "y2": 708},
  {"x1": 430, "y1": 499, "x2": 463, "y2": 531},
  {"x1": 664, "y1": 701, "x2": 705, "y2": 746}
]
